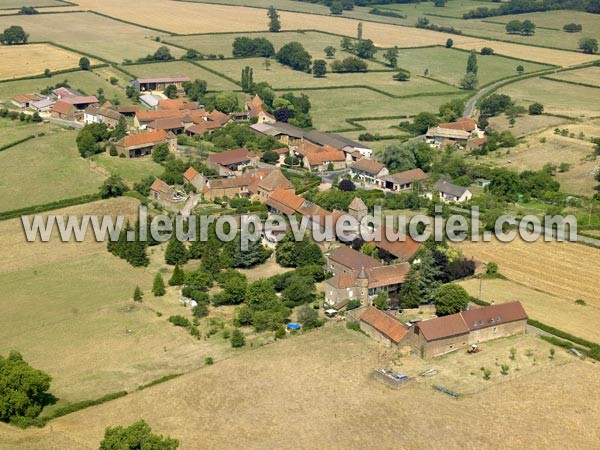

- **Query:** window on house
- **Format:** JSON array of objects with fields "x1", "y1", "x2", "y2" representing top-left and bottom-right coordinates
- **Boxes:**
[{"x1": 493, "y1": 327, "x2": 497, "y2": 334}]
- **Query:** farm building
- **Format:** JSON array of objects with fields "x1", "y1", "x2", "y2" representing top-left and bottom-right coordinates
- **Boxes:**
[
  {"x1": 30, "y1": 97, "x2": 55, "y2": 112},
  {"x1": 52, "y1": 86, "x2": 82, "y2": 99},
  {"x1": 350, "y1": 159, "x2": 388, "y2": 186},
  {"x1": 202, "y1": 176, "x2": 257, "y2": 202},
  {"x1": 207, "y1": 148, "x2": 258, "y2": 176},
  {"x1": 425, "y1": 127, "x2": 471, "y2": 148},
  {"x1": 185, "y1": 120, "x2": 222, "y2": 137},
  {"x1": 303, "y1": 150, "x2": 346, "y2": 172},
  {"x1": 131, "y1": 76, "x2": 190, "y2": 92},
  {"x1": 438, "y1": 117, "x2": 478, "y2": 133},
  {"x1": 150, "y1": 178, "x2": 175, "y2": 201},
  {"x1": 254, "y1": 169, "x2": 294, "y2": 203},
  {"x1": 11, "y1": 94, "x2": 42, "y2": 108},
  {"x1": 183, "y1": 167, "x2": 207, "y2": 191},
  {"x1": 380, "y1": 168, "x2": 428, "y2": 192},
  {"x1": 250, "y1": 122, "x2": 305, "y2": 148},
  {"x1": 429, "y1": 180, "x2": 473, "y2": 203},
  {"x1": 51, "y1": 100, "x2": 78, "y2": 120},
  {"x1": 245, "y1": 95, "x2": 276, "y2": 124},
  {"x1": 305, "y1": 130, "x2": 372, "y2": 159},
  {"x1": 368, "y1": 225, "x2": 422, "y2": 263},
  {"x1": 325, "y1": 246, "x2": 380, "y2": 276},
  {"x1": 358, "y1": 306, "x2": 409, "y2": 348},
  {"x1": 114, "y1": 130, "x2": 176, "y2": 158},
  {"x1": 140, "y1": 94, "x2": 162, "y2": 110},
  {"x1": 84, "y1": 106, "x2": 123, "y2": 129},
  {"x1": 409, "y1": 302, "x2": 528, "y2": 358}
]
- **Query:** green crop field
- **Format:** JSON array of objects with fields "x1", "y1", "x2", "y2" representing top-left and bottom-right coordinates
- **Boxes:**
[
  {"x1": 92, "y1": 153, "x2": 163, "y2": 184},
  {"x1": 0, "y1": 131, "x2": 105, "y2": 212},
  {"x1": 287, "y1": 87, "x2": 465, "y2": 131},
  {"x1": 0, "y1": 12, "x2": 184, "y2": 62},
  {"x1": 200, "y1": 57, "x2": 458, "y2": 95},
  {"x1": 497, "y1": 76, "x2": 600, "y2": 118},
  {"x1": 125, "y1": 60, "x2": 240, "y2": 91},
  {"x1": 0, "y1": 69, "x2": 129, "y2": 104}
]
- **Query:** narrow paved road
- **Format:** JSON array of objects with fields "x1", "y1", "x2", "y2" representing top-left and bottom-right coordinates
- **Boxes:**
[{"x1": 464, "y1": 80, "x2": 509, "y2": 118}]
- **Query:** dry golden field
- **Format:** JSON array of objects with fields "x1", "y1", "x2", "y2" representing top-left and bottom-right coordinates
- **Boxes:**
[
  {"x1": 73, "y1": 0, "x2": 593, "y2": 66},
  {"x1": 456, "y1": 239, "x2": 600, "y2": 305},
  {"x1": 0, "y1": 325, "x2": 598, "y2": 450},
  {"x1": 0, "y1": 44, "x2": 94, "y2": 80},
  {"x1": 459, "y1": 278, "x2": 600, "y2": 343}
]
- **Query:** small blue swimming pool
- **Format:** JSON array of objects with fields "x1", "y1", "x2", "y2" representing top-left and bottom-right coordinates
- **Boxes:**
[{"x1": 287, "y1": 323, "x2": 301, "y2": 330}]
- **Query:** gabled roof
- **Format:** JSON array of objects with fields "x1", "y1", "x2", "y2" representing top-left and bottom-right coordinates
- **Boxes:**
[
  {"x1": 148, "y1": 117, "x2": 185, "y2": 131},
  {"x1": 417, "y1": 314, "x2": 470, "y2": 341},
  {"x1": 382, "y1": 168, "x2": 428, "y2": 186},
  {"x1": 208, "y1": 109, "x2": 230, "y2": 126},
  {"x1": 150, "y1": 178, "x2": 171, "y2": 194},
  {"x1": 348, "y1": 196, "x2": 367, "y2": 211},
  {"x1": 159, "y1": 98, "x2": 198, "y2": 110},
  {"x1": 208, "y1": 148, "x2": 254, "y2": 166},
  {"x1": 326, "y1": 272, "x2": 358, "y2": 290},
  {"x1": 31, "y1": 98, "x2": 55, "y2": 109},
  {"x1": 186, "y1": 121, "x2": 222, "y2": 135},
  {"x1": 136, "y1": 76, "x2": 190, "y2": 84},
  {"x1": 183, "y1": 167, "x2": 200, "y2": 182},
  {"x1": 305, "y1": 130, "x2": 364, "y2": 151},
  {"x1": 461, "y1": 302, "x2": 527, "y2": 331},
  {"x1": 328, "y1": 246, "x2": 380, "y2": 271},
  {"x1": 51, "y1": 100, "x2": 75, "y2": 115},
  {"x1": 266, "y1": 188, "x2": 305, "y2": 215},
  {"x1": 372, "y1": 226, "x2": 421, "y2": 261},
  {"x1": 12, "y1": 94, "x2": 41, "y2": 104},
  {"x1": 433, "y1": 180, "x2": 470, "y2": 198},
  {"x1": 304, "y1": 150, "x2": 346, "y2": 166},
  {"x1": 52, "y1": 86, "x2": 81, "y2": 98},
  {"x1": 426, "y1": 127, "x2": 471, "y2": 140},
  {"x1": 117, "y1": 105, "x2": 139, "y2": 114},
  {"x1": 438, "y1": 117, "x2": 477, "y2": 133},
  {"x1": 121, "y1": 130, "x2": 168, "y2": 148},
  {"x1": 257, "y1": 169, "x2": 294, "y2": 192},
  {"x1": 207, "y1": 176, "x2": 256, "y2": 190},
  {"x1": 90, "y1": 107, "x2": 121, "y2": 121},
  {"x1": 366, "y1": 263, "x2": 410, "y2": 288},
  {"x1": 351, "y1": 158, "x2": 386, "y2": 175},
  {"x1": 360, "y1": 306, "x2": 408, "y2": 344},
  {"x1": 135, "y1": 109, "x2": 186, "y2": 122},
  {"x1": 61, "y1": 96, "x2": 99, "y2": 105}
]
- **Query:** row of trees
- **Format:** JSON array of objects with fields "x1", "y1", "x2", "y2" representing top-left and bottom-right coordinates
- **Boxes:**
[
  {"x1": 505, "y1": 19, "x2": 536, "y2": 35},
  {"x1": 464, "y1": 0, "x2": 600, "y2": 19}
]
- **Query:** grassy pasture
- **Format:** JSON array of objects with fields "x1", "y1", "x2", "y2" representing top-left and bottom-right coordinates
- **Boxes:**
[
  {"x1": 0, "y1": 44, "x2": 92, "y2": 81},
  {"x1": 379, "y1": 0, "x2": 495, "y2": 18},
  {"x1": 286, "y1": 87, "x2": 464, "y2": 130},
  {"x1": 0, "y1": 118, "x2": 56, "y2": 147},
  {"x1": 0, "y1": 12, "x2": 183, "y2": 63},
  {"x1": 497, "y1": 77, "x2": 600, "y2": 118},
  {"x1": 0, "y1": 130, "x2": 105, "y2": 212},
  {"x1": 546, "y1": 66, "x2": 600, "y2": 87},
  {"x1": 2, "y1": 325, "x2": 597, "y2": 449},
  {"x1": 200, "y1": 57, "x2": 458, "y2": 95},
  {"x1": 0, "y1": 69, "x2": 128, "y2": 103},
  {"x1": 487, "y1": 113, "x2": 571, "y2": 137},
  {"x1": 340, "y1": 118, "x2": 409, "y2": 140},
  {"x1": 459, "y1": 278, "x2": 600, "y2": 343},
  {"x1": 455, "y1": 239, "x2": 600, "y2": 305},
  {"x1": 125, "y1": 60, "x2": 240, "y2": 91},
  {"x1": 91, "y1": 153, "x2": 163, "y2": 185}
]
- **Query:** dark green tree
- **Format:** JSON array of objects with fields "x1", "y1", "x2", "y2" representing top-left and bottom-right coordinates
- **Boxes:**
[
  {"x1": 99, "y1": 175, "x2": 128, "y2": 199},
  {"x1": 230, "y1": 329, "x2": 246, "y2": 348},
  {"x1": 399, "y1": 267, "x2": 421, "y2": 309},
  {"x1": 324, "y1": 46, "x2": 336, "y2": 58},
  {"x1": 0, "y1": 26, "x2": 29, "y2": 45},
  {"x1": 152, "y1": 273, "x2": 166, "y2": 296},
  {"x1": 168, "y1": 265, "x2": 185, "y2": 286},
  {"x1": 78, "y1": 57, "x2": 90, "y2": 70},
  {"x1": 312, "y1": 59, "x2": 327, "y2": 77},
  {"x1": 297, "y1": 304, "x2": 321, "y2": 330},
  {"x1": 383, "y1": 46, "x2": 399, "y2": 67},
  {"x1": 466, "y1": 49, "x2": 478, "y2": 75},
  {"x1": 163, "y1": 84, "x2": 178, "y2": 99},
  {"x1": 267, "y1": 6, "x2": 281, "y2": 32},
  {"x1": 579, "y1": 37, "x2": 598, "y2": 54},
  {"x1": 435, "y1": 284, "x2": 470, "y2": 316},
  {"x1": 445, "y1": 38, "x2": 453, "y2": 48},
  {"x1": 354, "y1": 39, "x2": 376, "y2": 59},
  {"x1": 133, "y1": 286, "x2": 143, "y2": 302},
  {"x1": 276, "y1": 42, "x2": 312, "y2": 72},
  {"x1": 99, "y1": 420, "x2": 179, "y2": 450}
]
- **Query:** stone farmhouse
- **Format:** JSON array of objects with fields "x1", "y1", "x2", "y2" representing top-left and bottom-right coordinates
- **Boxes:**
[
  {"x1": 84, "y1": 106, "x2": 123, "y2": 129},
  {"x1": 408, "y1": 302, "x2": 528, "y2": 358},
  {"x1": 350, "y1": 159, "x2": 389, "y2": 187},
  {"x1": 379, "y1": 168, "x2": 428, "y2": 192},
  {"x1": 206, "y1": 148, "x2": 258, "y2": 176},
  {"x1": 51, "y1": 96, "x2": 99, "y2": 121},
  {"x1": 114, "y1": 129, "x2": 176, "y2": 158},
  {"x1": 183, "y1": 167, "x2": 207, "y2": 191},
  {"x1": 303, "y1": 150, "x2": 347, "y2": 172},
  {"x1": 358, "y1": 306, "x2": 409, "y2": 348},
  {"x1": 150, "y1": 178, "x2": 176, "y2": 201}
]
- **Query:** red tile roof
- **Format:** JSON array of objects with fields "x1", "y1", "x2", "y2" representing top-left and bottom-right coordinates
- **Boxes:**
[
  {"x1": 121, "y1": 130, "x2": 168, "y2": 148},
  {"x1": 208, "y1": 148, "x2": 255, "y2": 166},
  {"x1": 266, "y1": 188, "x2": 305, "y2": 215},
  {"x1": 360, "y1": 306, "x2": 408, "y2": 344},
  {"x1": 304, "y1": 150, "x2": 345, "y2": 166},
  {"x1": 416, "y1": 314, "x2": 470, "y2": 341},
  {"x1": 148, "y1": 117, "x2": 185, "y2": 131},
  {"x1": 51, "y1": 100, "x2": 74, "y2": 115},
  {"x1": 150, "y1": 178, "x2": 171, "y2": 194},
  {"x1": 61, "y1": 96, "x2": 99, "y2": 105},
  {"x1": 159, "y1": 98, "x2": 198, "y2": 110},
  {"x1": 383, "y1": 168, "x2": 428, "y2": 186},
  {"x1": 372, "y1": 226, "x2": 421, "y2": 261},
  {"x1": 183, "y1": 167, "x2": 200, "y2": 182},
  {"x1": 461, "y1": 301, "x2": 527, "y2": 331},
  {"x1": 257, "y1": 169, "x2": 293, "y2": 192},
  {"x1": 366, "y1": 263, "x2": 410, "y2": 288},
  {"x1": 329, "y1": 246, "x2": 380, "y2": 271},
  {"x1": 186, "y1": 121, "x2": 222, "y2": 135},
  {"x1": 351, "y1": 158, "x2": 386, "y2": 175},
  {"x1": 207, "y1": 176, "x2": 255, "y2": 190},
  {"x1": 438, "y1": 117, "x2": 477, "y2": 133}
]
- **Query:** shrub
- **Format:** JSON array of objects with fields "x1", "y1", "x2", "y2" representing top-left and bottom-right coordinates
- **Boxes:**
[
  {"x1": 275, "y1": 326, "x2": 286, "y2": 339},
  {"x1": 486, "y1": 262, "x2": 499, "y2": 274},
  {"x1": 480, "y1": 47, "x2": 494, "y2": 55},
  {"x1": 205, "y1": 357, "x2": 214, "y2": 365},
  {"x1": 500, "y1": 364, "x2": 509, "y2": 375},
  {"x1": 482, "y1": 368, "x2": 492, "y2": 380},
  {"x1": 528, "y1": 102, "x2": 544, "y2": 115},
  {"x1": 231, "y1": 329, "x2": 246, "y2": 348},
  {"x1": 168, "y1": 315, "x2": 191, "y2": 327}
]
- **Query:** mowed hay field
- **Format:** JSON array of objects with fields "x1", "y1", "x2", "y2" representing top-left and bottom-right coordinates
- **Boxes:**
[
  {"x1": 546, "y1": 66, "x2": 600, "y2": 87},
  {"x1": 0, "y1": 12, "x2": 183, "y2": 62},
  {"x1": 498, "y1": 77, "x2": 600, "y2": 118},
  {"x1": 0, "y1": 0, "x2": 65, "y2": 8},
  {"x1": 0, "y1": 44, "x2": 92, "y2": 81},
  {"x1": 455, "y1": 239, "x2": 600, "y2": 305},
  {"x1": 73, "y1": 0, "x2": 591, "y2": 66},
  {"x1": 0, "y1": 118, "x2": 53, "y2": 148},
  {"x1": 1, "y1": 326, "x2": 598, "y2": 450},
  {"x1": 91, "y1": 153, "x2": 163, "y2": 185},
  {"x1": 459, "y1": 278, "x2": 600, "y2": 343},
  {"x1": 0, "y1": 130, "x2": 105, "y2": 212}
]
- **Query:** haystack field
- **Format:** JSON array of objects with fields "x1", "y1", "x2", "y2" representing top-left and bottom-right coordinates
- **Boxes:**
[
  {"x1": 455, "y1": 239, "x2": 600, "y2": 305},
  {"x1": 0, "y1": 44, "x2": 93, "y2": 80},
  {"x1": 0, "y1": 326, "x2": 598, "y2": 450}
]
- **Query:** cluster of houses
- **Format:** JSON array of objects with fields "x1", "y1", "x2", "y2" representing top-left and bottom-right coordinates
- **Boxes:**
[
  {"x1": 353, "y1": 301, "x2": 528, "y2": 358},
  {"x1": 11, "y1": 86, "x2": 102, "y2": 120},
  {"x1": 425, "y1": 117, "x2": 488, "y2": 151}
]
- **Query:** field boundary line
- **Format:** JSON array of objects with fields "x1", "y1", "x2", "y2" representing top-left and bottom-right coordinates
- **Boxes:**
[{"x1": 539, "y1": 76, "x2": 600, "y2": 90}]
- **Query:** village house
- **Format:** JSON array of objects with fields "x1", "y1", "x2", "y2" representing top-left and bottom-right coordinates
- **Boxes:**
[
  {"x1": 114, "y1": 129, "x2": 176, "y2": 158},
  {"x1": 364, "y1": 225, "x2": 422, "y2": 263},
  {"x1": 52, "y1": 86, "x2": 82, "y2": 99},
  {"x1": 350, "y1": 159, "x2": 388, "y2": 187},
  {"x1": 207, "y1": 148, "x2": 258, "y2": 176},
  {"x1": 202, "y1": 176, "x2": 256, "y2": 202},
  {"x1": 159, "y1": 98, "x2": 199, "y2": 110},
  {"x1": 409, "y1": 302, "x2": 528, "y2": 358},
  {"x1": 326, "y1": 246, "x2": 381, "y2": 276},
  {"x1": 358, "y1": 306, "x2": 409, "y2": 348},
  {"x1": 466, "y1": 137, "x2": 488, "y2": 152},
  {"x1": 185, "y1": 120, "x2": 222, "y2": 137},
  {"x1": 84, "y1": 106, "x2": 123, "y2": 129},
  {"x1": 250, "y1": 122, "x2": 305, "y2": 148},
  {"x1": 245, "y1": 95, "x2": 276, "y2": 124},
  {"x1": 303, "y1": 150, "x2": 346, "y2": 172},
  {"x1": 379, "y1": 168, "x2": 428, "y2": 192},
  {"x1": 134, "y1": 109, "x2": 190, "y2": 129},
  {"x1": 438, "y1": 117, "x2": 478, "y2": 134},
  {"x1": 305, "y1": 130, "x2": 373, "y2": 160},
  {"x1": 183, "y1": 167, "x2": 207, "y2": 191},
  {"x1": 150, "y1": 178, "x2": 176, "y2": 201},
  {"x1": 50, "y1": 100, "x2": 78, "y2": 120},
  {"x1": 147, "y1": 116, "x2": 191, "y2": 134},
  {"x1": 131, "y1": 76, "x2": 190, "y2": 92},
  {"x1": 429, "y1": 180, "x2": 473, "y2": 203},
  {"x1": 117, "y1": 105, "x2": 139, "y2": 117},
  {"x1": 254, "y1": 169, "x2": 294, "y2": 203}
]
